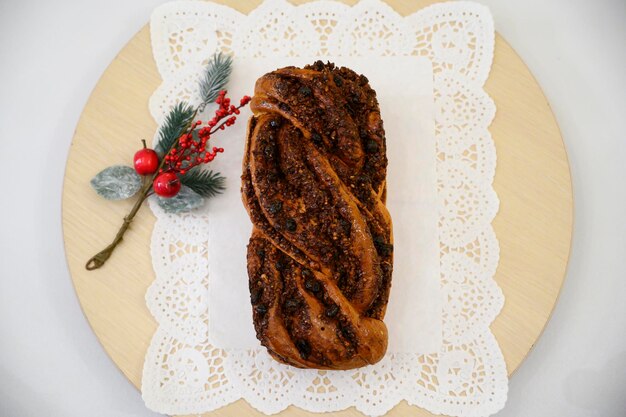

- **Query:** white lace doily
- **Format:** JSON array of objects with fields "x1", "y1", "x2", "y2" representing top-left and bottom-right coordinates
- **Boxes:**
[{"x1": 142, "y1": 1, "x2": 506, "y2": 416}]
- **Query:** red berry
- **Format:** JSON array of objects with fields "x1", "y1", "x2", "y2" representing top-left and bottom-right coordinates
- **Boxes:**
[
  {"x1": 153, "y1": 172, "x2": 181, "y2": 198},
  {"x1": 133, "y1": 143, "x2": 159, "y2": 175}
]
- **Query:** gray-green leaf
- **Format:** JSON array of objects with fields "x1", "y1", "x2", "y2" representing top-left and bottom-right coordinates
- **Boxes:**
[
  {"x1": 157, "y1": 186, "x2": 204, "y2": 213},
  {"x1": 90, "y1": 165, "x2": 142, "y2": 200}
]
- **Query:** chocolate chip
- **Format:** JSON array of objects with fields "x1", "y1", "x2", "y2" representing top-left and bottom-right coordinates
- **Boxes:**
[
  {"x1": 337, "y1": 271, "x2": 347, "y2": 288},
  {"x1": 298, "y1": 86, "x2": 312, "y2": 96},
  {"x1": 358, "y1": 173, "x2": 370, "y2": 183},
  {"x1": 338, "y1": 218, "x2": 351, "y2": 234},
  {"x1": 304, "y1": 277, "x2": 321, "y2": 293},
  {"x1": 283, "y1": 298, "x2": 299, "y2": 312},
  {"x1": 311, "y1": 132, "x2": 323, "y2": 146},
  {"x1": 339, "y1": 324, "x2": 355, "y2": 342},
  {"x1": 255, "y1": 248, "x2": 265, "y2": 258},
  {"x1": 333, "y1": 75, "x2": 343, "y2": 87},
  {"x1": 381, "y1": 243, "x2": 394, "y2": 256},
  {"x1": 373, "y1": 237, "x2": 393, "y2": 256},
  {"x1": 325, "y1": 304, "x2": 339, "y2": 317},
  {"x1": 275, "y1": 260, "x2": 286, "y2": 271},
  {"x1": 269, "y1": 119, "x2": 280, "y2": 128},
  {"x1": 365, "y1": 139, "x2": 379, "y2": 153},
  {"x1": 250, "y1": 287, "x2": 263, "y2": 304},
  {"x1": 285, "y1": 218, "x2": 297, "y2": 232},
  {"x1": 373, "y1": 235, "x2": 386, "y2": 246},
  {"x1": 255, "y1": 304, "x2": 268, "y2": 314},
  {"x1": 295, "y1": 339, "x2": 311, "y2": 359},
  {"x1": 267, "y1": 200, "x2": 283, "y2": 215},
  {"x1": 278, "y1": 102, "x2": 289, "y2": 112}
]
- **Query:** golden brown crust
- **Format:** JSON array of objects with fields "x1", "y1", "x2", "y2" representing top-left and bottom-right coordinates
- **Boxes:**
[{"x1": 241, "y1": 61, "x2": 393, "y2": 370}]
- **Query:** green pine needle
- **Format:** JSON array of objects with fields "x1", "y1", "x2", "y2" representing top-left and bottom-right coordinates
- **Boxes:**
[
  {"x1": 199, "y1": 52, "x2": 233, "y2": 105},
  {"x1": 154, "y1": 53, "x2": 233, "y2": 197},
  {"x1": 155, "y1": 102, "x2": 195, "y2": 156},
  {"x1": 181, "y1": 168, "x2": 226, "y2": 198}
]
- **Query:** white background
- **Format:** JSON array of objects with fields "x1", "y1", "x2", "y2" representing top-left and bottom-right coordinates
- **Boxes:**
[{"x1": 0, "y1": 0, "x2": 624, "y2": 416}]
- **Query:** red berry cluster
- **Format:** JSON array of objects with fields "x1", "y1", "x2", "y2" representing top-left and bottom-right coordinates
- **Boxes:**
[
  {"x1": 161, "y1": 90, "x2": 251, "y2": 176},
  {"x1": 142, "y1": 90, "x2": 251, "y2": 198}
]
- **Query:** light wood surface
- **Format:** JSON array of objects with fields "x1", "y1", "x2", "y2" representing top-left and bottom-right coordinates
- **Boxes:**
[{"x1": 61, "y1": 1, "x2": 573, "y2": 416}]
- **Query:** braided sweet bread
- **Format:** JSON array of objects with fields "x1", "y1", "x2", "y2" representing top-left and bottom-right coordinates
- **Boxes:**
[{"x1": 241, "y1": 61, "x2": 393, "y2": 370}]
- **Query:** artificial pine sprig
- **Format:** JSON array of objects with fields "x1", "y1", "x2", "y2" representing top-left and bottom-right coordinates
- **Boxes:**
[
  {"x1": 199, "y1": 52, "x2": 233, "y2": 107},
  {"x1": 86, "y1": 52, "x2": 250, "y2": 271},
  {"x1": 155, "y1": 102, "x2": 196, "y2": 156},
  {"x1": 181, "y1": 168, "x2": 226, "y2": 198}
]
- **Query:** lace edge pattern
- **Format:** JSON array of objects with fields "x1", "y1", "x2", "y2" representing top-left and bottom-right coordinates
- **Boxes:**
[{"x1": 143, "y1": 1, "x2": 506, "y2": 416}]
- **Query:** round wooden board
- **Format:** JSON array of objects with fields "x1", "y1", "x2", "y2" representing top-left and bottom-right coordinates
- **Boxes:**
[{"x1": 62, "y1": 1, "x2": 573, "y2": 416}]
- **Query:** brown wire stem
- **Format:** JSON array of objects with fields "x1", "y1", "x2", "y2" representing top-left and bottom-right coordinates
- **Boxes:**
[
  {"x1": 85, "y1": 186, "x2": 151, "y2": 270},
  {"x1": 85, "y1": 109, "x2": 199, "y2": 271}
]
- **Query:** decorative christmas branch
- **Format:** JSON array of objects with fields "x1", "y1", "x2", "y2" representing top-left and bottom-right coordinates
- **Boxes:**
[
  {"x1": 199, "y1": 52, "x2": 233, "y2": 105},
  {"x1": 86, "y1": 53, "x2": 250, "y2": 271}
]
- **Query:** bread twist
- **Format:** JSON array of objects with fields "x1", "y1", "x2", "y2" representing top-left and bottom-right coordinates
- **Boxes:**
[{"x1": 241, "y1": 61, "x2": 393, "y2": 370}]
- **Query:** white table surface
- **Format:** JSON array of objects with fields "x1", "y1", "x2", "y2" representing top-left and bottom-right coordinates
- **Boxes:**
[{"x1": 0, "y1": 1, "x2": 624, "y2": 416}]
